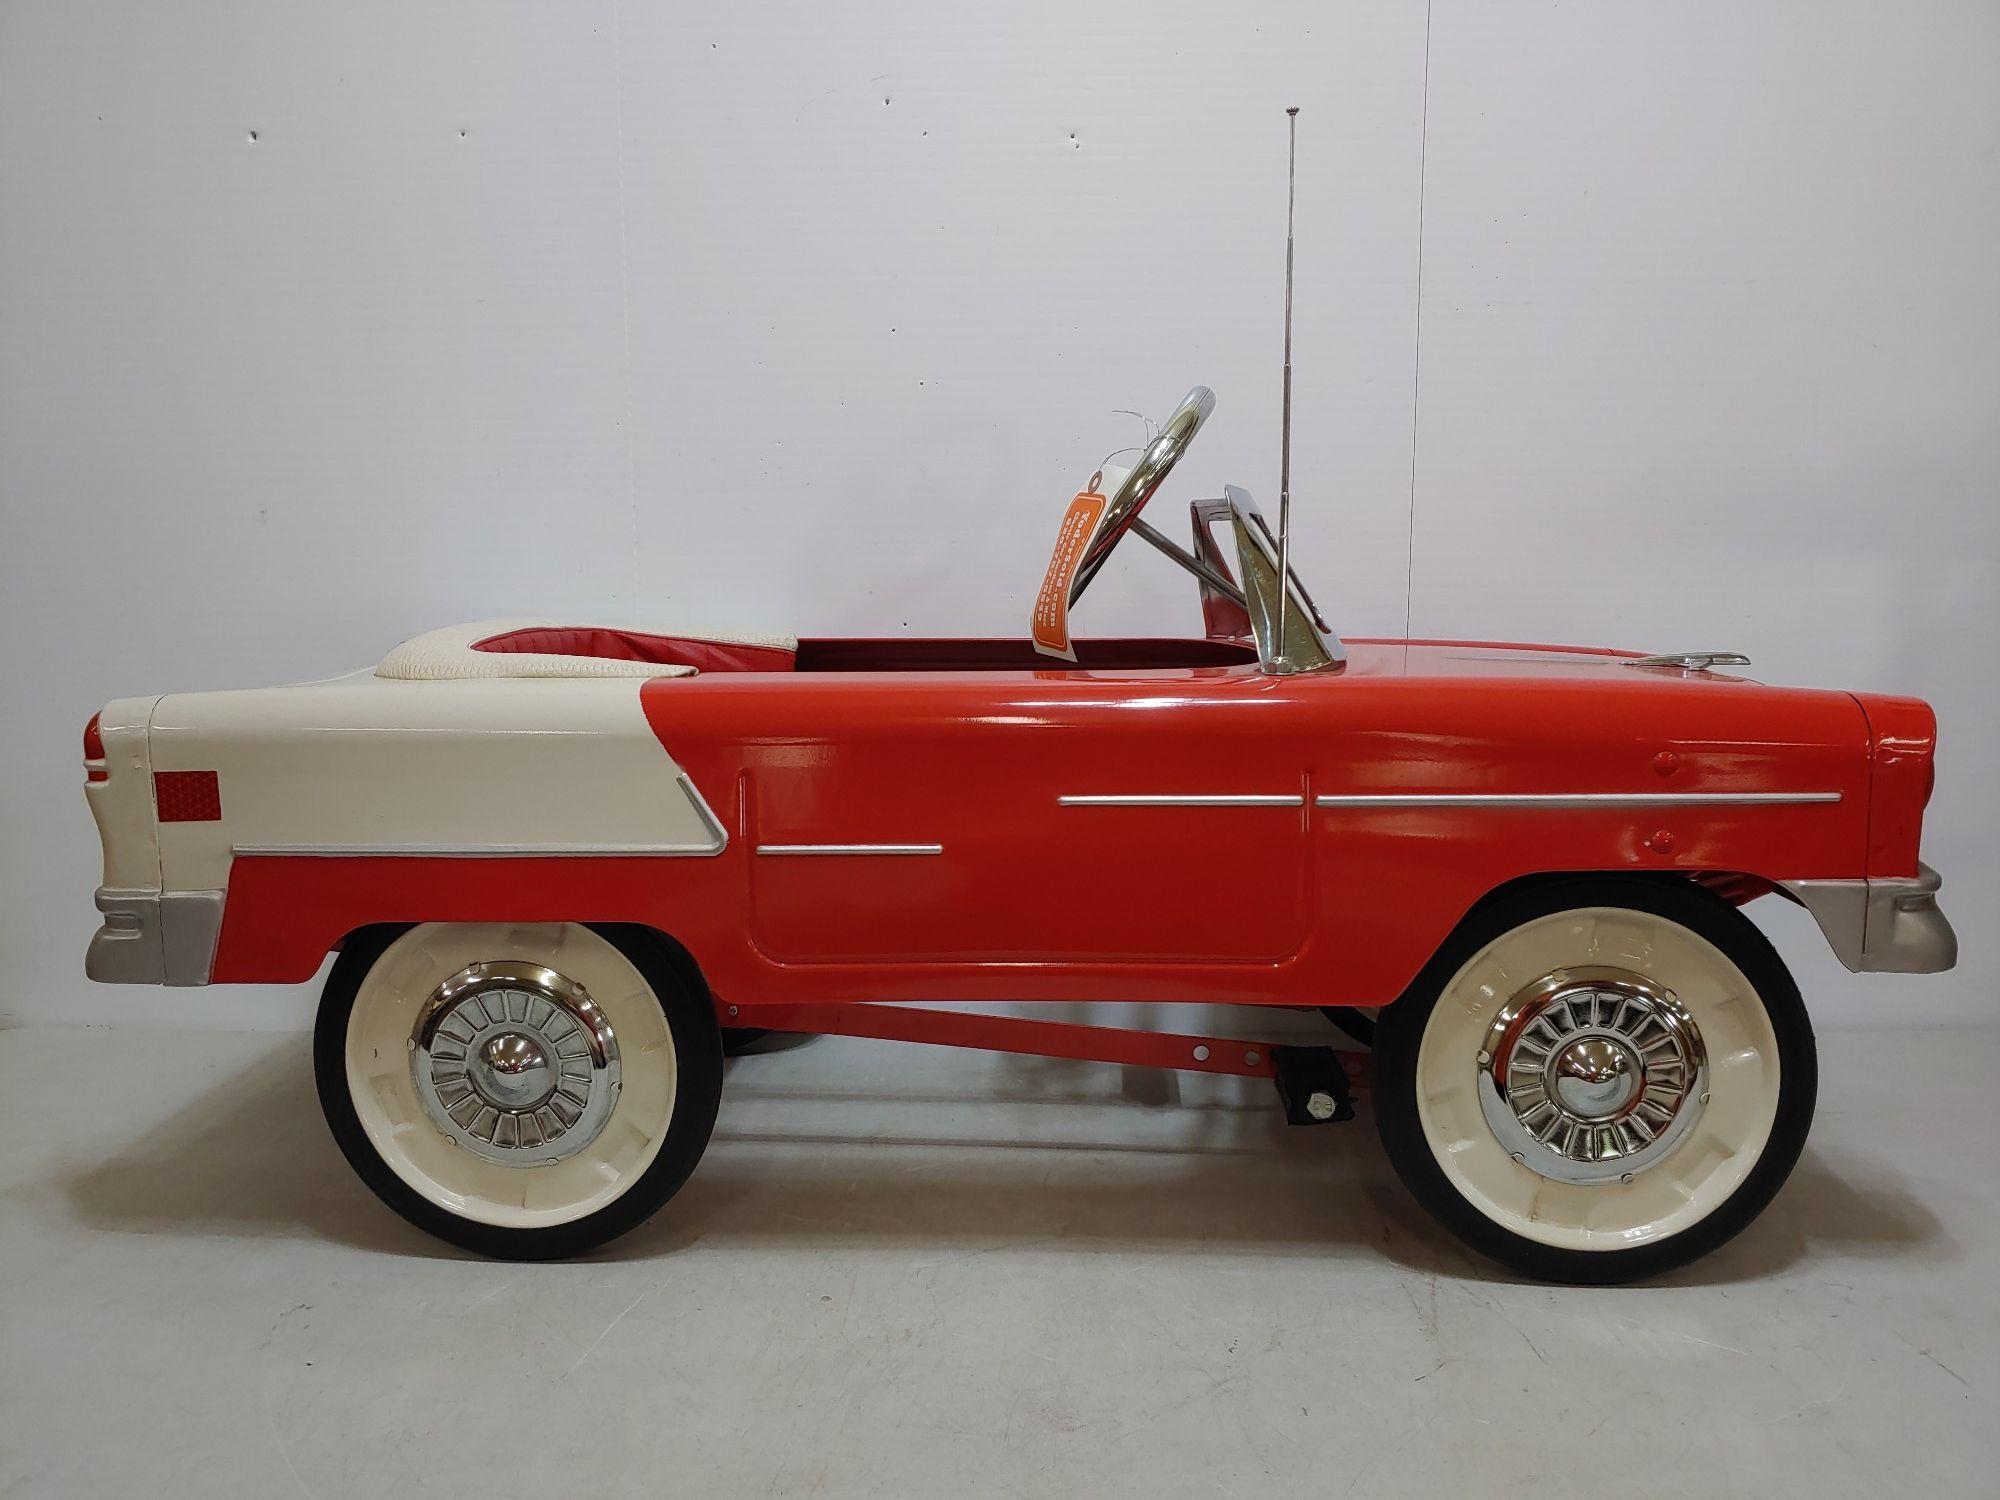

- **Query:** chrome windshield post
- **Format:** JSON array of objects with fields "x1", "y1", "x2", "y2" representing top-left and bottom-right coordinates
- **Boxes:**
[{"x1": 1221, "y1": 485, "x2": 1344, "y2": 674}]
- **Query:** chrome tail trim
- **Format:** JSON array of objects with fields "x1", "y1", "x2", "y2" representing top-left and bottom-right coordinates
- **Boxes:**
[
  {"x1": 1060, "y1": 794, "x2": 1305, "y2": 808},
  {"x1": 676, "y1": 771, "x2": 730, "y2": 854},
  {"x1": 234, "y1": 843, "x2": 728, "y2": 857},
  {"x1": 755, "y1": 844, "x2": 944, "y2": 857}
]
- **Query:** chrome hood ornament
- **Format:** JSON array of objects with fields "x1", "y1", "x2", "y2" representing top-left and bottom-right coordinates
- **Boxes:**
[{"x1": 1624, "y1": 652, "x2": 1752, "y2": 672}]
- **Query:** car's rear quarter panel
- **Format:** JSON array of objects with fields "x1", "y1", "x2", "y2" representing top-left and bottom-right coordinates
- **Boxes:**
[{"x1": 154, "y1": 674, "x2": 715, "y2": 888}]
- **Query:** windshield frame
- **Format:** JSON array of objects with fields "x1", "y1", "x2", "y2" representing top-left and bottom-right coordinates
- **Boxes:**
[{"x1": 1189, "y1": 488, "x2": 1344, "y2": 675}]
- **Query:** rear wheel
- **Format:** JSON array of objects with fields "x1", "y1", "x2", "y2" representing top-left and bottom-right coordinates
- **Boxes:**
[
  {"x1": 1373, "y1": 879, "x2": 1815, "y2": 1283},
  {"x1": 315, "y1": 922, "x2": 722, "y2": 1259}
]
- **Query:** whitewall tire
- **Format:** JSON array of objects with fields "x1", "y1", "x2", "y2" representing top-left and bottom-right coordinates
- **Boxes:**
[
  {"x1": 315, "y1": 922, "x2": 722, "y2": 1259},
  {"x1": 1373, "y1": 879, "x2": 1816, "y2": 1283}
]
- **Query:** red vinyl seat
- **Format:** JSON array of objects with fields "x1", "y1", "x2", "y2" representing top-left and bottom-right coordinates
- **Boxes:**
[{"x1": 471, "y1": 627, "x2": 796, "y2": 674}]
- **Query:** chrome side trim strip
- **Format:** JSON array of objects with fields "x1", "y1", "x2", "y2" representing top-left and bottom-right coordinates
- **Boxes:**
[
  {"x1": 235, "y1": 843, "x2": 724, "y2": 857},
  {"x1": 755, "y1": 843, "x2": 944, "y2": 856},
  {"x1": 1059, "y1": 794, "x2": 1305, "y2": 808},
  {"x1": 1315, "y1": 791, "x2": 1842, "y2": 808}
]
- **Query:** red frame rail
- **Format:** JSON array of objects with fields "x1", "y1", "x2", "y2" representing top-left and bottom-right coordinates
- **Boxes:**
[{"x1": 725, "y1": 1001, "x2": 1370, "y2": 1084}]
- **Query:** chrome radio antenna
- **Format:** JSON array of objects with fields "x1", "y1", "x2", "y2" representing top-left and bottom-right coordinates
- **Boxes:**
[{"x1": 1278, "y1": 106, "x2": 1299, "y2": 659}]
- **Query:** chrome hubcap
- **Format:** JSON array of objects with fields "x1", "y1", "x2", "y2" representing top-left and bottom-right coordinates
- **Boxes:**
[
  {"x1": 411, "y1": 962, "x2": 621, "y2": 1165},
  {"x1": 470, "y1": 1031, "x2": 558, "y2": 1112},
  {"x1": 1549, "y1": 1035, "x2": 1643, "y2": 1120},
  {"x1": 1477, "y1": 966, "x2": 1707, "y2": 1184}
]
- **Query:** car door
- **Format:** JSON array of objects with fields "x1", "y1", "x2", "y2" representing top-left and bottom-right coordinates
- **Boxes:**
[{"x1": 738, "y1": 664, "x2": 1317, "y2": 968}]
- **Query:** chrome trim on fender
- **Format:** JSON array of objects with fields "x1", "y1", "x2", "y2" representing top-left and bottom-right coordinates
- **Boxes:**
[
  {"x1": 675, "y1": 771, "x2": 731, "y2": 853},
  {"x1": 1059, "y1": 794, "x2": 1305, "y2": 808},
  {"x1": 1781, "y1": 862, "x2": 1958, "y2": 974},
  {"x1": 236, "y1": 771, "x2": 732, "y2": 858},
  {"x1": 755, "y1": 843, "x2": 943, "y2": 856},
  {"x1": 1315, "y1": 791, "x2": 1841, "y2": 809},
  {"x1": 86, "y1": 887, "x2": 224, "y2": 986}
]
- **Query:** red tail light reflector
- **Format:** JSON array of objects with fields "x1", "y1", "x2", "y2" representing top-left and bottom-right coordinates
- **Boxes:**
[
  {"x1": 155, "y1": 770, "x2": 222, "y2": 822},
  {"x1": 84, "y1": 712, "x2": 107, "y2": 783}
]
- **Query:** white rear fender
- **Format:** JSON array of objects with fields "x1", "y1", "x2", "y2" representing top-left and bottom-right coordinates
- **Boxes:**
[
  {"x1": 86, "y1": 695, "x2": 164, "y2": 889},
  {"x1": 86, "y1": 672, "x2": 723, "y2": 985}
]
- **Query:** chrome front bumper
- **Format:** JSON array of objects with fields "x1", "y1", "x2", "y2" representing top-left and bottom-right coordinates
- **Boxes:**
[
  {"x1": 86, "y1": 888, "x2": 225, "y2": 986},
  {"x1": 1781, "y1": 863, "x2": 1958, "y2": 975}
]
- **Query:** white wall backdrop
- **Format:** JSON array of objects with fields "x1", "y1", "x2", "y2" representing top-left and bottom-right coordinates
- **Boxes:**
[{"x1": 3, "y1": 1, "x2": 1994, "y2": 1030}]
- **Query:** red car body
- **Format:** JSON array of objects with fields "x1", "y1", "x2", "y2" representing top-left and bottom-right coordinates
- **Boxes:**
[{"x1": 205, "y1": 635, "x2": 1935, "y2": 1015}]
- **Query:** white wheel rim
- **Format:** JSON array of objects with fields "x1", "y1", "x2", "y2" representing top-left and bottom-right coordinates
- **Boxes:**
[
  {"x1": 1415, "y1": 906, "x2": 1781, "y2": 1252},
  {"x1": 346, "y1": 924, "x2": 677, "y2": 1230}
]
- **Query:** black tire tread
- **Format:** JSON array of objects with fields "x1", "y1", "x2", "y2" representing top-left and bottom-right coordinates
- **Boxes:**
[
  {"x1": 1372, "y1": 877, "x2": 1817, "y2": 1284},
  {"x1": 313, "y1": 922, "x2": 723, "y2": 1260}
]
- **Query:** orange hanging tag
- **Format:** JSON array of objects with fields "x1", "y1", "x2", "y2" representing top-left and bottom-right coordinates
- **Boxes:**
[{"x1": 1031, "y1": 478, "x2": 1108, "y2": 662}]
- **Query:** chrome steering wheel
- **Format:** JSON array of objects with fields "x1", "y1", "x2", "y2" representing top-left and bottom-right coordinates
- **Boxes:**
[{"x1": 1067, "y1": 386, "x2": 1215, "y2": 606}]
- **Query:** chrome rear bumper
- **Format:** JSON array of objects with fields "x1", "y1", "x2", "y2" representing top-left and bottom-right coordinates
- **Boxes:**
[
  {"x1": 1780, "y1": 862, "x2": 1958, "y2": 975},
  {"x1": 85, "y1": 888, "x2": 225, "y2": 986}
]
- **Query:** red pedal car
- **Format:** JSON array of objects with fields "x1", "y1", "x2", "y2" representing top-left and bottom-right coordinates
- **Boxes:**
[{"x1": 82, "y1": 386, "x2": 1955, "y2": 1280}]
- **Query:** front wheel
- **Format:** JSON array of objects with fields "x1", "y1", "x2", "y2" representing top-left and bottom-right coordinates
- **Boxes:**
[
  {"x1": 1373, "y1": 879, "x2": 1816, "y2": 1283},
  {"x1": 315, "y1": 921, "x2": 722, "y2": 1259}
]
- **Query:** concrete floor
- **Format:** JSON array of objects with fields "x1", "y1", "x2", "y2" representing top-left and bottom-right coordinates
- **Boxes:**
[{"x1": 0, "y1": 1023, "x2": 1993, "y2": 1499}]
